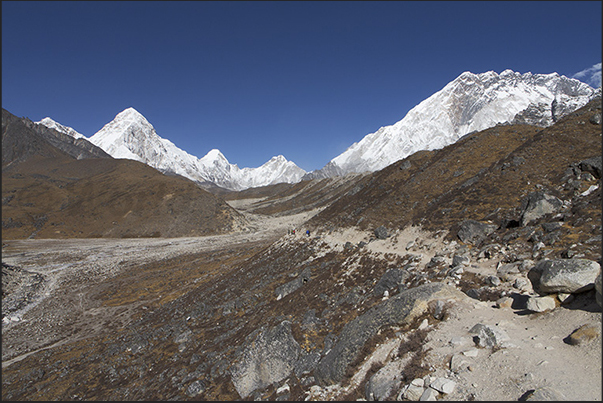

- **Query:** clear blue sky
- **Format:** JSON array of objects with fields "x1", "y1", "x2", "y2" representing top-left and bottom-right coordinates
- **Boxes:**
[{"x1": 2, "y1": 1, "x2": 601, "y2": 172}]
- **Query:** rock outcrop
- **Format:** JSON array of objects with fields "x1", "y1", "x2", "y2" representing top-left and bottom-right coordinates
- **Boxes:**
[
  {"x1": 528, "y1": 259, "x2": 601, "y2": 294},
  {"x1": 519, "y1": 191, "x2": 563, "y2": 227},
  {"x1": 314, "y1": 283, "x2": 468, "y2": 386},
  {"x1": 457, "y1": 219, "x2": 498, "y2": 246},
  {"x1": 231, "y1": 321, "x2": 301, "y2": 398}
]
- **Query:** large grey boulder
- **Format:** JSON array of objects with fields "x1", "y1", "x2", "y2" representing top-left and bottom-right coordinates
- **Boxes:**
[
  {"x1": 528, "y1": 259, "x2": 601, "y2": 294},
  {"x1": 365, "y1": 359, "x2": 405, "y2": 400},
  {"x1": 496, "y1": 262, "x2": 521, "y2": 280},
  {"x1": 294, "y1": 350, "x2": 321, "y2": 377},
  {"x1": 230, "y1": 321, "x2": 301, "y2": 398},
  {"x1": 374, "y1": 225, "x2": 389, "y2": 239},
  {"x1": 185, "y1": 380, "x2": 206, "y2": 397},
  {"x1": 275, "y1": 267, "x2": 311, "y2": 299},
  {"x1": 402, "y1": 383, "x2": 425, "y2": 401},
  {"x1": 523, "y1": 386, "x2": 566, "y2": 400},
  {"x1": 314, "y1": 283, "x2": 467, "y2": 386},
  {"x1": 565, "y1": 323, "x2": 601, "y2": 345},
  {"x1": 429, "y1": 377, "x2": 456, "y2": 394},
  {"x1": 420, "y1": 387, "x2": 440, "y2": 401},
  {"x1": 452, "y1": 253, "x2": 470, "y2": 267},
  {"x1": 469, "y1": 323, "x2": 512, "y2": 349},
  {"x1": 519, "y1": 191, "x2": 563, "y2": 226},
  {"x1": 526, "y1": 295, "x2": 557, "y2": 312},
  {"x1": 457, "y1": 219, "x2": 497, "y2": 245},
  {"x1": 374, "y1": 268, "x2": 410, "y2": 296},
  {"x1": 579, "y1": 155, "x2": 602, "y2": 179}
]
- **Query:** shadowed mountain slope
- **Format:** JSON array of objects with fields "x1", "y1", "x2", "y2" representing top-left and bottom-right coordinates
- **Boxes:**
[{"x1": 2, "y1": 109, "x2": 110, "y2": 166}]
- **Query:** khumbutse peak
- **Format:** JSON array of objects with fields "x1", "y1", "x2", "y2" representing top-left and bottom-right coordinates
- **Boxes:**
[{"x1": 37, "y1": 69, "x2": 599, "y2": 190}]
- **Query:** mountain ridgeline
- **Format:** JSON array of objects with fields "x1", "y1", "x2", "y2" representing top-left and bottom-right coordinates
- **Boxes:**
[
  {"x1": 39, "y1": 108, "x2": 307, "y2": 192},
  {"x1": 35, "y1": 70, "x2": 598, "y2": 190},
  {"x1": 306, "y1": 70, "x2": 597, "y2": 178}
]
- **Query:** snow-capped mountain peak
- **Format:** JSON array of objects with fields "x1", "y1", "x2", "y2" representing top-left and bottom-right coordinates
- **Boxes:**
[
  {"x1": 88, "y1": 107, "x2": 162, "y2": 162},
  {"x1": 116, "y1": 106, "x2": 144, "y2": 119},
  {"x1": 233, "y1": 154, "x2": 306, "y2": 190},
  {"x1": 86, "y1": 108, "x2": 306, "y2": 190},
  {"x1": 35, "y1": 117, "x2": 87, "y2": 139},
  {"x1": 262, "y1": 155, "x2": 289, "y2": 166},
  {"x1": 317, "y1": 69, "x2": 597, "y2": 177},
  {"x1": 200, "y1": 148, "x2": 229, "y2": 164},
  {"x1": 38, "y1": 69, "x2": 596, "y2": 190}
]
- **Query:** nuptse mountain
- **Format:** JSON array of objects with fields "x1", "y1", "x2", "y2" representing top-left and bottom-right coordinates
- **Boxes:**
[
  {"x1": 304, "y1": 69, "x2": 598, "y2": 179},
  {"x1": 38, "y1": 69, "x2": 598, "y2": 189}
]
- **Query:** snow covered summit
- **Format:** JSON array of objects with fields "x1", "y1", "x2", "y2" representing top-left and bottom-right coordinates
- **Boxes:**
[
  {"x1": 310, "y1": 69, "x2": 597, "y2": 177},
  {"x1": 84, "y1": 107, "x2": 306, "y2": 191},
  {"x1": 38, "y1": 69, "x2": 598, "y2": 189},
  {"x1": 35, "y1": 117, "x2": 87, "y2": 140}
]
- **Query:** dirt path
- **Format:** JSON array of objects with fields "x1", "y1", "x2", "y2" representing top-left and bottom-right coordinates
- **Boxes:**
[
  {"x1": 304, "y1": 225, "x2": 602, "y2": 401},
  {"x1": 420, "y1": 293, "x2": 601, "y2": 401}
]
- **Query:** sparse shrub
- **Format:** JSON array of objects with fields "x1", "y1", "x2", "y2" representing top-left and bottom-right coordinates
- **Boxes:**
[
  {"x1": 397, "y1": 327, "x2": 429, "y2": 358},
  {"x1": 397, "y1": 328, "x2": 432, "y2": 381},
  {"x1": 346, "y1": 327, "x2": 397, "y2": 374}
]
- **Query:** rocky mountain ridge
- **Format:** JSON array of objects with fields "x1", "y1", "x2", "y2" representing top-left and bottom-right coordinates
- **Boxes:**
[
  {"x1": 36, "y1": 117, "x2": 87, "y2": 140},
  {"x1": 2, "y1": 109, "x2": 110, "y2": 166},
  {"x1": 2, "y1": 108, "x2": 246, "y2": 239},
  {"x1": 37, "y1": 70, "x2": 598, "y2": 190},
  {"x1": 308, "y1": 70, "x2": 598, "y2": 178}
]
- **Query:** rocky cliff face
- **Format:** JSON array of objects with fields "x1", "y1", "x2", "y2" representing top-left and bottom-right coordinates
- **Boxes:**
[
  {"x1": 2, "y1": 110, "x2": 111, "y2": 167},
  {"x1": 30, "y1": 120, "x2": 111, "y2": 160}
]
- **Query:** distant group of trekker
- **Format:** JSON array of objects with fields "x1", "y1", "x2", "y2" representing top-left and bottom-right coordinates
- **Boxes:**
[{"x1": 287, "y1": 228, "x2": 311, "y2": 237}]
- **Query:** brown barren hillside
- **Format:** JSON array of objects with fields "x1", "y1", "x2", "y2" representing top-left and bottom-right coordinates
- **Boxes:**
[
  {"x1": 2, "y1": 109, "x2": 246, "y2": 239},
  {"x1": 217, "y1": 173, "x2": 368, "y2": 217}
]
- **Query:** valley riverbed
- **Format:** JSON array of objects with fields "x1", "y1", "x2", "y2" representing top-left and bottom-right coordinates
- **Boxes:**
[{"x1": 1, "y1": 200, "x2": 322, "y2": 367}]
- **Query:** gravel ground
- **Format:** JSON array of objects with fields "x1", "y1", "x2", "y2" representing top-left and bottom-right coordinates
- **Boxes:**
[
  {"x1": 2, "y1": 202, "x2": 600, "y2": 401},
  {"x1": 1, "y1": 201, "x2": 322, "y2": 367}
]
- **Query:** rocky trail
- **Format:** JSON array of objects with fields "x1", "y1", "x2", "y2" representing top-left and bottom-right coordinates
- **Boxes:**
[{"x1": 296, "y1": 225, "x2": 602, "y2": 401}]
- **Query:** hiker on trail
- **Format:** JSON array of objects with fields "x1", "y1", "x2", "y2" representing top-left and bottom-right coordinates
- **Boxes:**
[{"x1": 306, "y1": 230, "x2": 310, "y2": 237}]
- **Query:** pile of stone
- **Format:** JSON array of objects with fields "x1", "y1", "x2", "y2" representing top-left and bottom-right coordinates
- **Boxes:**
[{"x1": 397, "y1": 375, "x2": 457, "y2": 401}]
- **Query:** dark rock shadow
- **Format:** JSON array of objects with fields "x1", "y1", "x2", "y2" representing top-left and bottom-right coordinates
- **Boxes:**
[
  {"x1": 559, "y1": 290, "x2": 601, "y2": 313},
  {"x1": 518, "y1": 389, "x2": 535, "y2": 401}
]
